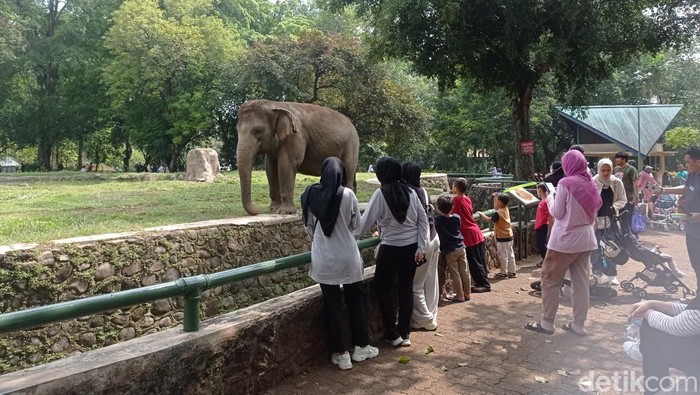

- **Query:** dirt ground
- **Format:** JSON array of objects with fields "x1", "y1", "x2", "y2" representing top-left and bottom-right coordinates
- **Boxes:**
[{"x1": 268, "y1": 228, "x2": 697, "y2": 395}]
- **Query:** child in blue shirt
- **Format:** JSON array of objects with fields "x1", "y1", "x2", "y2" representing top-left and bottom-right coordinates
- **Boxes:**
[{"x1": 433, "y1": 194, "x2": 471, "y2": 302}]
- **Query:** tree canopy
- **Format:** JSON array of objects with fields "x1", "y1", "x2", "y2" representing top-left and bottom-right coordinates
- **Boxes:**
[
  {"x1": 325, "y1": 0, "x2": 700, "y2": 178},
  {"x1": 0, "y1": 0, "x2": 698, "y2": 174}
]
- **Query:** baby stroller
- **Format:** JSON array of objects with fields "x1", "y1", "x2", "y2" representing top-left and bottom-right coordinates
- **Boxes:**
[
  {"x1": 648, "y1": 194, "x2": 684, "y2": 231},
  {"x1": 618, "y1": 232, "x2": 695, "y2": 299}
]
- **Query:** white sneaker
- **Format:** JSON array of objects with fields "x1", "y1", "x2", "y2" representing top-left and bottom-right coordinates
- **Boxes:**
[
  {"x1": 400, "y1": 337, "x2": 411, "y2": 347},
  {"x1": 610, "y1": 277, "x2": 620, "y2": 286},
  {"x1": 623, "y1": 341, "x2": 643, "y2": 362},
  {"x1": 331, "y1": 352, "x2": 353, "y2": 370},
  {"x1": 352, "y1": 345, "x2": 379, "y2": 362},
  {"x1": 384, "y1": 336, "x2": 403, "y2": 346}
]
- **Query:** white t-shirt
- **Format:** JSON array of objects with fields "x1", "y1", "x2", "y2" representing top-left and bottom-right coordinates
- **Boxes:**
[{"x1": 305, "y1": 188, "x2": 363, "y2": 285}]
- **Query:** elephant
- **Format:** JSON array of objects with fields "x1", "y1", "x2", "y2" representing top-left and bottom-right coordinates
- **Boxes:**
[{"x1": 236, "y1": 100, "x2": 360, "y2": 215}]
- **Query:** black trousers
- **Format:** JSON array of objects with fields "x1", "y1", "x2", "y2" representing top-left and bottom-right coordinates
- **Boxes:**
[
  {"x1": 535, "y1": 227, "x2": 548, "y2": 260},
  {"x1": 687, "y1": 235, "x2": 700, "y2": 291},
  {"x1": 465, "y1": 242, "x2": 491, "y2": 288},
  {"x1": 374, "y1": 243, "x2": 417, "y2": 340},
  {"x1": 319, "y1": 282, "x2": 370, "y2": 353},
  {"x1": 640, "y1": 321, "x2": 700, "y2": 395}
]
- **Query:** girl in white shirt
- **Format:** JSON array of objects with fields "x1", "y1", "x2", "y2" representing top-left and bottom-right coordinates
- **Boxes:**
[{"x1": 301, "y1": 157, "x2": 378, "y2": 370}]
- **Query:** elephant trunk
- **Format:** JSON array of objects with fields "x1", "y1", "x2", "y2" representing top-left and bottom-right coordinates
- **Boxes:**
[{"x1": 237, "y1": 149, "x2": 259, "y2": 216}]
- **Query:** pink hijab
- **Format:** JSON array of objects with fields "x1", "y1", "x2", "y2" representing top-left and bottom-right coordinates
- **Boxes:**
[{"x1": 559, "y1": 150, "x2": 602, "y2": 221}]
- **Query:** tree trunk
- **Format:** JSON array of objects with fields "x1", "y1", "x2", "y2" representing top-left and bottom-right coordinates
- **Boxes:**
[
  {"x1": 37, "y1": 139, "x2": 52, "y2": 171},
  {"x1": 77, "y1": 136, "x2": 84, "y2": 170},
  {"x1": 168, "y1": 154, "x2": 177, "y2": 173},
  {"x1": 123, "y1": 139, "x2": 132, "y2": 172},
  {"x1": 513, "y1": 84, "x2": 536, "y2": 180}
]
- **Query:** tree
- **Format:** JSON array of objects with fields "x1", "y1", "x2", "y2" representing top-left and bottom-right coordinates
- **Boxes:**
[
  {"x1": 0, "y1": 0, "x2": 125, "y2": 169},
  {"x1": 326, "y1": 0, "x2": 700, "y2": 179},
  {"x1": 665, "y1": 127, "x2": 700, "y2": 149},
  {"x1": 103, "y1": 0, "x2": 245, "y2": 170}
]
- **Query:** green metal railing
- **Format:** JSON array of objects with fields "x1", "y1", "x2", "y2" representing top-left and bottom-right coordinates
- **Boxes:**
[
  {"x1": 0, "y1": 238, "x2": 381, "y2": 334},
  {"x1": 0, "y1": 205, "x2": 535, "y2": 336}
]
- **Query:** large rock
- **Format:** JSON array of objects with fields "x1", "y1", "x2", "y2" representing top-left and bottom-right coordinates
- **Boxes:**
[{"x1": 185, "y1": 148, "x2": 221, "y2": 182}]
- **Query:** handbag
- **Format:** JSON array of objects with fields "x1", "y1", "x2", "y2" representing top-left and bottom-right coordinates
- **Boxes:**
[{"x1": 631, "y1": 207, "x2": 647, "y2": 233}]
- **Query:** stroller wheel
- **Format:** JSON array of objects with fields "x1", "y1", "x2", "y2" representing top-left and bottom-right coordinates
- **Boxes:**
[
  {"x1": 530, "y1": 281, "x2": 542, "y2": 291},
  {"x1": 633, "y1": 288, "x2": 648, "y2": 299},
  {"x1": 679, "y1": 223, "x2": 685, "y2": 231},
  {"x1": 620, "y1": 280, "x2": 634, "y2": 292},
  {"x1": 662, "y1": 223, "x2": 670, "y2": 231},
  {"x1": 664, "y1": 284, "x2": 679, "y2": 293}
]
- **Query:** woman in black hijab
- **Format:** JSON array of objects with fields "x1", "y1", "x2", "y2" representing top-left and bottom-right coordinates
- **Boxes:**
[
  {"x1": 544, "y1": 160, "x2": 565, "y2": 187},
  {"x1": 402, "y1": 161, "x2": 440, "y2": 331},
  {"x1": 356, "y1": 157, "x2": 429, "y2": 347},
  {"x1": 301, "y1": 157, "x2": 378, "y2": 370}
]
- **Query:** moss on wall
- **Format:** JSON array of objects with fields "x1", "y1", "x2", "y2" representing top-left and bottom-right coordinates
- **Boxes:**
[{"x1": 0, "y1": 217, "x2": 317, "y2": 374}]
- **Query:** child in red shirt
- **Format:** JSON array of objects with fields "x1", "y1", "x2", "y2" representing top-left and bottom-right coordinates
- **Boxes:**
[
  {"x1": 534, "y1": 183, "x2": 550, "y2": 267},
  {"x1": 451, "y1": 178, "x2": 491, "y2": 292}
]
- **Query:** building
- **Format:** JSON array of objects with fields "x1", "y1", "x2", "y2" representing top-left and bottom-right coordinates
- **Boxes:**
[
  {"x1": 558, "y1": 104, "x2": 682, "y2": 180},
  {"x1": 0, "y1": 156, "x2": 20, "y2": 173}
]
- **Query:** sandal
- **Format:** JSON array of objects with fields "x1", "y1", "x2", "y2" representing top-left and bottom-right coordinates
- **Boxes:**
[
  {"x1": 524, "y1": 321, "x2": 554, "y2": 335},
  {"x1": 495, "y1": 273, "x2": 509, "y2": 279},
  {"x1": 562, "y1": 322, "x2": 587, "y2": 337}
]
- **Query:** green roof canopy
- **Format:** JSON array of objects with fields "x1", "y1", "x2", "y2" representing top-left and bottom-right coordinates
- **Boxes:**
[{"x1": 558, "y1": 105, "x2": 682, "y2": 156}]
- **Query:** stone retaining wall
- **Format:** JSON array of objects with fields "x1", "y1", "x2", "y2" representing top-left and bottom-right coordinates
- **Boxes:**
[
  {"x1": 0, "y1": 215, "x2": 370, "y2": 374},
  {"x1": 0, "y1": 207, "x2": 529, "y2": 375},
  {"x1": 0, "y1": 268, "x2": 382, "y2": 395}
]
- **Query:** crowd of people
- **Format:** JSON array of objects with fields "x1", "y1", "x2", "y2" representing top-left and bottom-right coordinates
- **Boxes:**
[
  {"x1": 301, "y1": 156, "x2": 499, "y2": 369},
  {"x1": 300, "y1": 148, "x2": 700, "y2": 394}
]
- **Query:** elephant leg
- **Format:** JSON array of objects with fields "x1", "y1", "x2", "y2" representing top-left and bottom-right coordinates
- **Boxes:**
[
  {"x1": 340, "y1": 154, "x2": 357, "y2": 191},
  {"x1": 266, "y1": 155, "x2": 281, "y2": 212},
  {"x1": 276, "y1": 155, "x2": 298, "y2": 214}
]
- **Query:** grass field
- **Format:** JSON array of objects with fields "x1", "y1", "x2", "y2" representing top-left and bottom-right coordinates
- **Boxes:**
[{"x1": 0, "y1": 171, "x2": 380, "y2": 245}]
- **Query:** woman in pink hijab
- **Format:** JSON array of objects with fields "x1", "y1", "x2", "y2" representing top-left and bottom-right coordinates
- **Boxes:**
[{"x1": 525, "y1": 150, "x2": 602, "y2": 336}]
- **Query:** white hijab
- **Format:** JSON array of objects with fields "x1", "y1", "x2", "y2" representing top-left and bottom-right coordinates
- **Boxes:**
[{"x1": 594, "y1": 158, "x2": 615, "y2": 187}]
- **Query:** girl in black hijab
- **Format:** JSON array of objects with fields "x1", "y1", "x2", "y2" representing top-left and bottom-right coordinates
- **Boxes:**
[
  {"x1": 301, "y1": 157, "x2": 347, "y2": 237},
  {"x1": 356, "y1": 157, "x2": 429, "y2": 347},
  {"x1": 376, "y1": 157, "x2": 411, "y2": 222},
  {"x1": 301, "y1": 157, "x2": 378, "y2": 370},
  {"x1": 402, "y1": 161, "x2": 440, "y2": 331}
]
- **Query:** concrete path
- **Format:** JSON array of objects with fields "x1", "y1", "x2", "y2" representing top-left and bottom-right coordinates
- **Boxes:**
[{"x1": 268, "y1": 229, "x2": 697, "y2": 394}]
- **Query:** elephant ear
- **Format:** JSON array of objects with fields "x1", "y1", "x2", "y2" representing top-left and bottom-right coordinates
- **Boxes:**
[{"x1": 272, "y1": 108, "x2": 299, "y2": 142}]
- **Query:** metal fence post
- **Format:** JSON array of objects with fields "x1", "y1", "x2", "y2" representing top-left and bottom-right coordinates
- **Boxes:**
[{"x1": 183, "y1": 287, "x2": 202, "y2": 332}]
